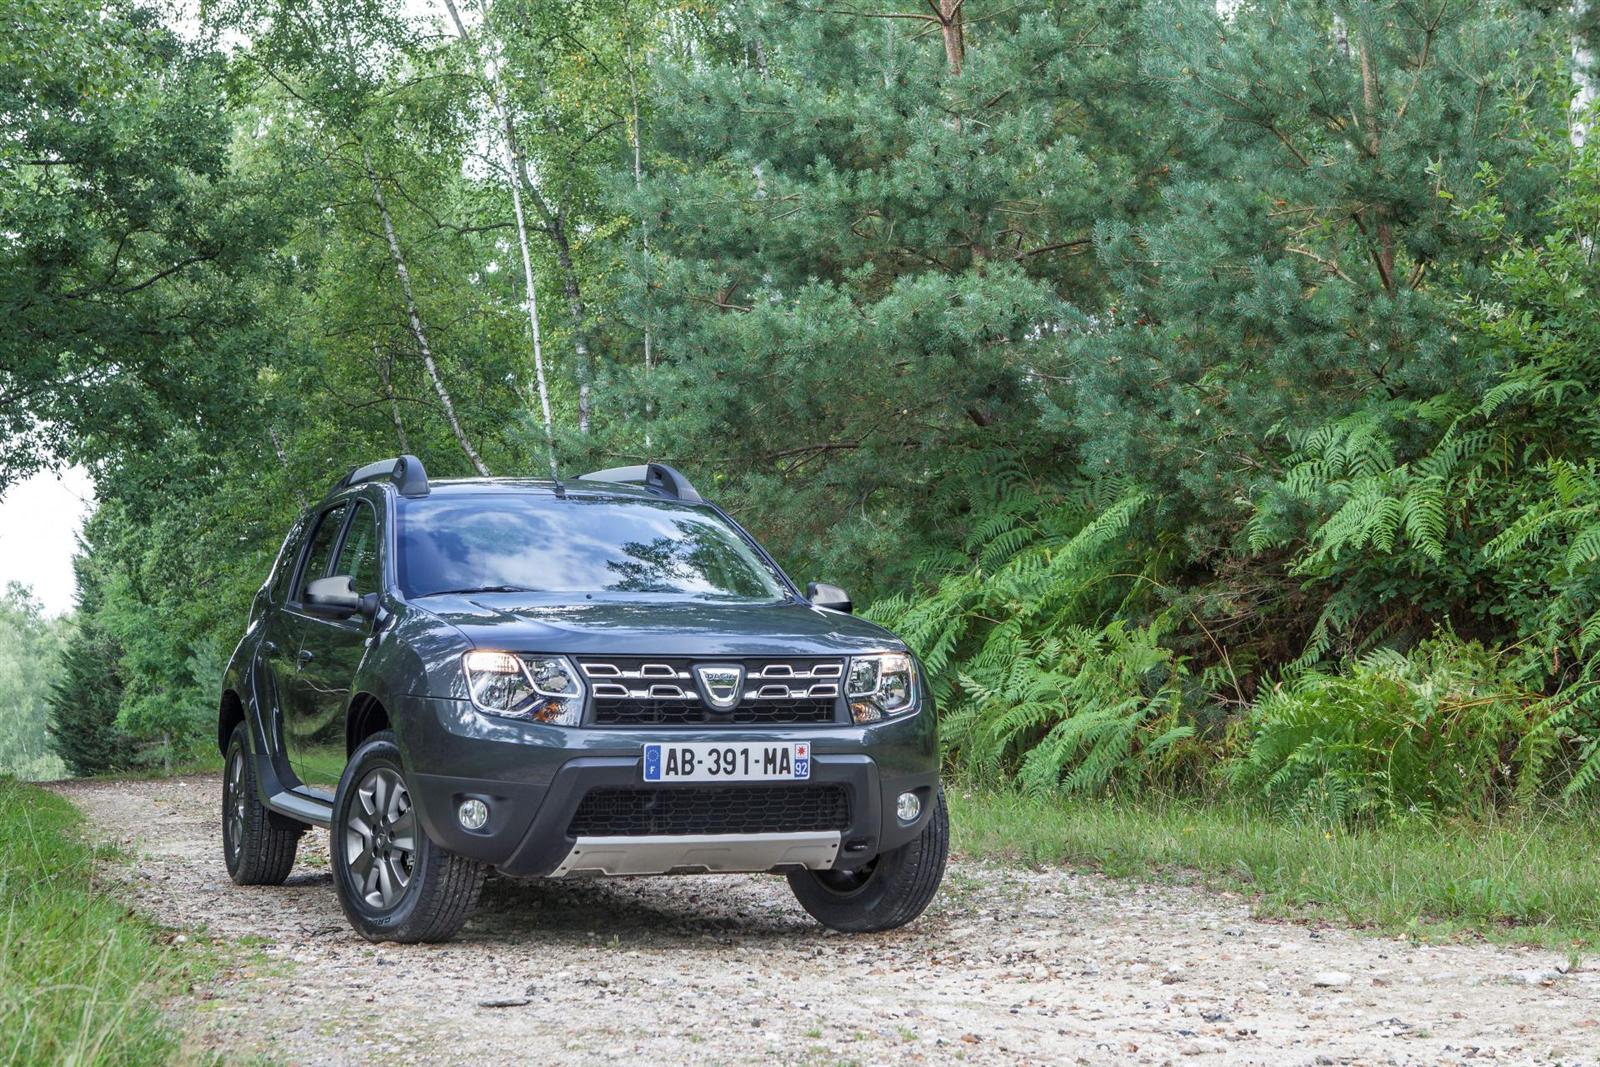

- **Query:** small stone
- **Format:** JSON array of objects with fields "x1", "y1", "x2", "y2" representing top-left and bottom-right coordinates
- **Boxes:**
[
  {"x1": 1513, "y1": 969, "x2": 1562, "y2": 986},
  {"x1": 1311, "y1": 971, "x2": 1351, "y2": 988},
  {"x1": 477, "y1": 996, "x2": 531, "y2": 1009}
]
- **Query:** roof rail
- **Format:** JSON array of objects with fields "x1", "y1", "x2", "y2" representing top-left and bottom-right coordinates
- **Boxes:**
[
  {"x1": 333, "y1": 454, "x2": 430, "y2": 498},
  {"x1": 577, "y1": 463, "x2": 702, "y2": 503}
]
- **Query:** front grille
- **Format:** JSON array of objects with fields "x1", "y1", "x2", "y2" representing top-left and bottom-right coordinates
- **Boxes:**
[
  {"x1": 567, "y1": 785, "x2": 852, "y2": 837},
  {"x1": 579, "y1": 657, "x2": 843, "y2": 727}
]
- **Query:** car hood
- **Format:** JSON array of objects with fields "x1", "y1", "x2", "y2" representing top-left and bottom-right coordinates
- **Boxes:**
[{"x1": 414, "y1": 595, "x2": 906, "y2": 658}]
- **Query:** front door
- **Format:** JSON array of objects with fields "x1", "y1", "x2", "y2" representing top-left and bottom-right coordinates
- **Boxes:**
[
  {"x1": 254, "y1": 513, "x2": 310, "y2": 772},
  {"x1": 286, "y1": 499, "x2": 381, "y2": 792},
  {"x1": 281, "y1": 501, "x2": 348, "y2": 792}
]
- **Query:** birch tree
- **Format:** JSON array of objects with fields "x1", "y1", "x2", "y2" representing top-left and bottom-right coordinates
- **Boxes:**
[
  {"x1": 363, "y1": 148, "x2": 492, "y2": 476},
  {"x1": 441, "y1": 0, "x2": 560, "y2": 476}
]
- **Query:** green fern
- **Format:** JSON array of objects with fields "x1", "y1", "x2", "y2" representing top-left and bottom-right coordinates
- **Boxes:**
[
  {"x1": 867, "y1": 480, "x2": 1201, "y2": 793},
  {"x1": 1226, "y1": 635, "x2": 1566, "y2": 825}
]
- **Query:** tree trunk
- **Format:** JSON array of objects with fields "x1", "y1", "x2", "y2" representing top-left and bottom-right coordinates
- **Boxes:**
[
  {"x1": 1357, "y1": 36, "x2": 1396, "y2": 294},
  {"x1": 440, "y1": 0, "x2": 560, "y2": 475},
  {"x1": 521, "y1": 181, "x2": 592, "y2": 435},
  {"x1": 1573, "y1": 0, "x2": 1595, "y2": 147},
  {"x1": 938, "y1": 0, "x2": 965, "y2": 76},
  {"x1": 629, "y1": 42, "x2": 655, "y2": 455},
  {"x1": 374, "y1": 341, "x2": 410, "y2": 453},
  {"x1": 362, "y1": 145, "x2": 491, "y2": 477},
  {"x1": 268, "y1": 426, "x2": 306, "y2": 505}
]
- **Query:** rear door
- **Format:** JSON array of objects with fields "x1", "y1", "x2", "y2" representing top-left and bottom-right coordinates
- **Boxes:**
[{"x1": 288, "y1": 498, "x2": 381, "y2": 792}]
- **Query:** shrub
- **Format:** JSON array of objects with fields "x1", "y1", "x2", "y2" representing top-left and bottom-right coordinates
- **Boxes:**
[
  {"x1": 1225, "y1": 636, "x2": 1563, "y2": 825},
  {"x1": 946, "y1": 619, "x2": 1199, "y2": 795},
  {"x1": 869, "y1": 475, "x2": 1206, "y2": 793}
]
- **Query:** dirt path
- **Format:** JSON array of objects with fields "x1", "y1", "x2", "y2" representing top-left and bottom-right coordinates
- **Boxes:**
[{"x1": 50, "y1": 775, "x2": 1600, "y2": 1066}]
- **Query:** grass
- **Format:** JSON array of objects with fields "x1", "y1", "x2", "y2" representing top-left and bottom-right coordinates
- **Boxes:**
[
  {"x1": 950, "y1": 788, "x2": 1600, "y2": 951},
  {"x1": 0, "y1": 776, "x2": 210, "y2": 1065}
]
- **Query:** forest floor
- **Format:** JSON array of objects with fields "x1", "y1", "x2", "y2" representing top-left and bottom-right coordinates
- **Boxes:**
[{"x1": 50, "y1": 774, "x2": 1600, "y2": 1066}]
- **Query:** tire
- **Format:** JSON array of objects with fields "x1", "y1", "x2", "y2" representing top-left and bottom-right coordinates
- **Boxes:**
[
  {"x1": 223, "y1": 723, "x2": 303, "y2": 885},
  {"x1": 787, "y1": 786, "x2": 949, "y2": 933},
  {"x1": 330, "y1": 730, "x2": 485, "y2": 944}
]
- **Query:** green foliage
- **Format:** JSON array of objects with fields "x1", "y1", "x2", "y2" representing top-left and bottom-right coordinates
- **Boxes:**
[
  {"x1": 868, "y1": 478, "x2": 1204, "y2": 793},
  {"x1": 0, "y1": 0, "x2": 288, "y2": 489},
  {"x1": 950, "y1": 620, "x2": 1196, "y2": 796},
  {"x1": 1071, "y1": 0, "x2": 1566, "y2": 557},
  {"x1": 1226, "y1": 636, "x2": 1564, "y2": 825},
  {"x1": 0, "y1": 584, "x2": 66, "y2": 780},
  {"x1": 1249, "y1": 121, "x2": 1600, "y2": 682},
  {"x1": 11, "y1": 0, "x2": 1600, "y2": 829},
  {"x1": 47, "y1": 551, "x2": 130, "y2": 778},
  {"x1": 46, "y1": 625, "x2": 129, "y2": 779},
  {"x1": 604, "y1": 0, "x2": 1168, "y2": 591},
  {"x1": 0, "y1": 778, "x2": 200, "y2": 1063}
]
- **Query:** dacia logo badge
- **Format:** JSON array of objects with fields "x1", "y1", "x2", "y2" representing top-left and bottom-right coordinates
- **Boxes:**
[{"x1": 694, "y1": 664, "x2": 745, "y2": 710}]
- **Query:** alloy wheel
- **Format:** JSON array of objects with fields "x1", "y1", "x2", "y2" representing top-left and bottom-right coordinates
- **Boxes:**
[{"x1": 344, "y1": 766, "x2": 417, "y2": 911}]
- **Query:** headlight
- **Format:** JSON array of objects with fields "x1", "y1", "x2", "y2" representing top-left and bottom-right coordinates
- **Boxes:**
[
  {"x1": 845, "y1": 652, "x2": 919, "y2": 723},
  {"x1": 462, "y1": 651, "x2": 584, "y2": 725}
]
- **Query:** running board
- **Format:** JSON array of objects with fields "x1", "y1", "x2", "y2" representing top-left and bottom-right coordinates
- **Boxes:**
[
  {"x1": 267, "y1": 790, "x2": 334, "y2": 829},
  {"x1": 552, "y1": 832, "x2": 841, "y2": 877}
]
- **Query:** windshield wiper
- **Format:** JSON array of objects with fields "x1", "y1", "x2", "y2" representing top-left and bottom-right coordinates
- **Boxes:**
[{"x1": 416, "y1": 585, "x2": 540, "y2": 597}]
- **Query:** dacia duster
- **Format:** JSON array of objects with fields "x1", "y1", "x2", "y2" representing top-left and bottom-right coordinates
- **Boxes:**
[{"x1": 218, "y1": 457, "x2": 946, "y2": 942}]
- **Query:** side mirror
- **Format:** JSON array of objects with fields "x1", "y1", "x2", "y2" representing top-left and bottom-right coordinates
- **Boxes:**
[
  {"x1": 303, "y1": 575, "x2": 377, "y2": 620},
  {"x1": 806, "y1": 581, "x2": 853, "y2": 614}
]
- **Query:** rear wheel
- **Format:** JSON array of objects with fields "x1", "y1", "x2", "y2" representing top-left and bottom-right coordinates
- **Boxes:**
[
  {"x1": 331, "y1": 731, "x2": 485, "y2": 943},
  {"x1": 787, "y1": 787, "x2": 948, "y2": 932},
  {"x1": 222, "y1": 724, "x2": 302, "y2": 885}
]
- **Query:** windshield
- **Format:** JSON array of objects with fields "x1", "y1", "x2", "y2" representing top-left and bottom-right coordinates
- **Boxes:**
[{"x1": 396, "y1": 492, "x2": 788, "y2": 601}]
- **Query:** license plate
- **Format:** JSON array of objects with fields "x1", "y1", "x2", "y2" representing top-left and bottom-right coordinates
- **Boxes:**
[{"x1": 642, "y1": 741, "x2": 811, "y2": 782}]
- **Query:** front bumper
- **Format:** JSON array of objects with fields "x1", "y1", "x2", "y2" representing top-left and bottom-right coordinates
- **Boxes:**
[{"x1": 393, "y1": 694, "x2": 939, "y2": 878}]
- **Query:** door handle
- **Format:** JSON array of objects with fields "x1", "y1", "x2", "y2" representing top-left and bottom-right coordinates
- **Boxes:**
[
  {"x1": 297, "y1": 649, "x2": 315, "y2": 665},
  {"x1": 262, "y1": 640, "x2": 279, "y2": 656}
]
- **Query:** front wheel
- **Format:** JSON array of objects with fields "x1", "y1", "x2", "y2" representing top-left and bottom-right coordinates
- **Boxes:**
[
  {"x1": 787, "y1": 787, "x2": 948, "y2": 933},
  {"x1": 330, "y1": 731, "x2": 485, "y2": 943}
]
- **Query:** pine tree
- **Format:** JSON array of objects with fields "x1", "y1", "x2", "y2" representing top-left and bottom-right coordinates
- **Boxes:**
[
  {"x1": 606, "y1": 0, "x2": 1170, "y2": 590},
  {"x1": 46, "y1": 553, "x2": 128, "y2": 777},
  {"x1": 1077, "y1": 0, "x2": 1568, "y2": 551}
]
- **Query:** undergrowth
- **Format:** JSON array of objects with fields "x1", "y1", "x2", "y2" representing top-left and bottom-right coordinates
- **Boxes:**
[{"x1": 0, "y1": 778, "x2": 203, "y2": 1065}]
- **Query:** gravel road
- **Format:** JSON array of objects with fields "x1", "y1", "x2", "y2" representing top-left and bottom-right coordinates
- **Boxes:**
[{"x1": 49, "y1": 775, "x2": 1600, "y2": 1066}]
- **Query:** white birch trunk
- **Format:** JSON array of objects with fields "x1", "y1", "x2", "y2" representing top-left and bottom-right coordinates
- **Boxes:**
[
  {"x1": 629, "y1": 43, "x2": 655, "y2": 455},
  {"x1": 362, "y1": 146, "x2": 491, "y2": 477},
  {"x1": 441, "y1": 0, "x2": 560, "y2": 478},
  {"x1": 1574, "y1": 0, "x2": 1595, "y2": 147}
]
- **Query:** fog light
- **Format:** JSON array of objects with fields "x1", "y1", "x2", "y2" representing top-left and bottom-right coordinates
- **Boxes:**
[
  {"x1": 896, "y1": 791, "x2": 921, "y2": 822},
  {"x1": 458, "y1": 799, "x2": 489, "y2": 831}
]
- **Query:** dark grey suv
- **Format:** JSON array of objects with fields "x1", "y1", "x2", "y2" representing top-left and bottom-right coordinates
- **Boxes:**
[{"x1": 218, "y1": 457, "x2": 946, "y2": 942}]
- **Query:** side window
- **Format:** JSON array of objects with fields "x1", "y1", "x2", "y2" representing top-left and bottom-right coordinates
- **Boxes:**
[
  {"x1": 294, "y1": 503, "x2": 348, "y2": 602},
  {"x1": 335, "y1": 501, "x2": 381, "y2": 597},
  {"x1": 268, "y1": 515, "x2": 307, "y2": 603}
]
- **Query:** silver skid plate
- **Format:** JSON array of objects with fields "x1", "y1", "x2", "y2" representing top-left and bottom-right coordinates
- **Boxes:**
[{"x1": 552, "y1": 831, "x2": 841, "y2": 877}]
